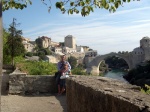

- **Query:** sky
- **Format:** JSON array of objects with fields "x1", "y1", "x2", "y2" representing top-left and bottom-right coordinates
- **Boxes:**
[{"x1": 3, "y1": 0, "x2": 150, "y2": 55}]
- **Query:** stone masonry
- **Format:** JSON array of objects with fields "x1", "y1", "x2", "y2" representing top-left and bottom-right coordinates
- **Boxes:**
[
  {"x1": 9, "y1": 74, "x2": 57, "y2": 95},
  {"x1": 66, "y1": 76, "x2": 150, "y2": 112}
]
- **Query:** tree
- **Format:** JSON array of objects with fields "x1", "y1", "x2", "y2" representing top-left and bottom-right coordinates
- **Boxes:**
[
  {"x1": 6, "y1": 18, "x2": 25, "y2": 66},
  {"x1": 2, "y1": 0, "x2": 139, "y2": 16},
  {"x1": 68, "y1": 56, "x2": 77, "y2": 69},
  {"x1": 55, "y1": 0, "x2": 139, "y2": 16},
  {"x1": 2, "y1": 0, "x2": 32, "y2": 11},
  {"x1": 3, "y1": 29, "x2": 11, "y2": 64},
  {"x1": 35, "y1": 37, "x2": 43, "y2": 49}
]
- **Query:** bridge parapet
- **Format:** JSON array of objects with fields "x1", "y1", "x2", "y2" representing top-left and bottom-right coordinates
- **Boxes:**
[{"x1": 66, "y1": 76, "x2": 150, "y2": 112}]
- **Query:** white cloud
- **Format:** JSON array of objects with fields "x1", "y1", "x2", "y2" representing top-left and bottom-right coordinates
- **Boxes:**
[
  {"x1": 132, "y1": 19, "x2": 150, "y2": 23},
  {"x1": 110, "y1": 7, "x2": 150, "y2": 16}
]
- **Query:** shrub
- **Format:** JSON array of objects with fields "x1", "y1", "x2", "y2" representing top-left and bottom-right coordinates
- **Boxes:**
[
  {"x1": 26, "y1": 52, "x2": 33, "y2": 57},
  {"x1": 141, "y1": 84, "x2": 150, "y2": 95},
  {"x1": 68, "y1": 56, "x2": 77, "y2": 69},
  {"x1": 15, "y1": 60, "x2": 57, "y2": 75},
  {"x1": 72, "y1": 67, "x2": 87, "y2": 75}
]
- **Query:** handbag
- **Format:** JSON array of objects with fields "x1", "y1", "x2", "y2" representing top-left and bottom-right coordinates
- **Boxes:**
[{"x1": 60, "y1": 74, "x2": 69, "y2": 79}]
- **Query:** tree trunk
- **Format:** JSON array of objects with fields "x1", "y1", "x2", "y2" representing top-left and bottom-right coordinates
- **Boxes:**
[{"x1": 0, "y1": 1, "x2": 3, "y2": 111}]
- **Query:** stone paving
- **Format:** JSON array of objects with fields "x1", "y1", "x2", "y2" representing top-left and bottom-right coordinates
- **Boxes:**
[{"x1": 1, "y1": 94, "x2": 67, "y2": 112}]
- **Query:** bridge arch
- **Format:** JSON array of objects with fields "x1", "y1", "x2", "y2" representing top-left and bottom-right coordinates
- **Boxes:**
[{"x1": 86, "y1": 53, "x2": 132, "y2": 75}]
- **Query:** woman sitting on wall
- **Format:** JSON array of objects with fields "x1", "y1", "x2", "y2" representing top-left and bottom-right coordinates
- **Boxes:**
[{"x1": 58, "y1": 63, "x2": 71, "y2": 95}]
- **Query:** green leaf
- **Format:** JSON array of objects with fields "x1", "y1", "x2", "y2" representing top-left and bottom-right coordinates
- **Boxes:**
[
  {"x1": 86, "y1": 0, "x2": 90, "y2": 4},
  {"x1": 70, "y1": 2, "x2": 74, "y2": 6},
  {"x1": 68, "y1": 9, "x2": 73, "y2": 14},
  {"x1": 127, "y1": 0, "x2": 130, "y2": 2},
  {"x1": 117, "y1": 1, "x2": 121, "y2": 5},
  {"x1": 112, "y1": 6, "x2": 116, "y2": 12},
  {"x1": 90, "y1": 6, "x2": 94, "y2": 12},
  {"x1": 97, "y1": 2, "x2": 101, "y2": 7},
  {"x1": 76, "y1": 10, "x2": 79, "y2": 14},
  {"x1": 123, "y1": 0, "x2": 126, "y2": 2},
  {"x1": 80, "y1": 1, "x2": 85, "y2": 6},
  {"x1": 56, "y1": 2, "x2": 61, "y2": 9},
  {"x1": 115, "y1": 2, "x2": 118, "y2": 8},
  {"x1": 105, "y1": 3, "x2": 109, "y2": 9},
  {"x1": 61, "y1": 8, "x2": 65, "y2": 11},
  {"x1": 29, "y1": 0, "x2": 32, "y2": 5},
  {"x1": 88, "y1": 6, "x2": 91, "y2": 12},
  {"x1": 94, "y1": 0, "x2": 98, "y2": 4},
  {"x1": 102, "y1": 0, "x2": 106, "y2": 7},
  {"x1": 70, "y1": 9, "x2": 73, "y2": 14},
  {"x1": 109, "y1": 0, "x2": 114, "y2": 2}
]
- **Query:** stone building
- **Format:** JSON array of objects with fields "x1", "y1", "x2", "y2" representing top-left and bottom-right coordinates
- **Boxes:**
[
  {"x1": 22, "y1": 37, "x2": 35, "y2": 52},
  {"x1": 36, "y1": 36, "x2": 51, "y2": 48},
  {"x1": 76, "y1": 46, "x2": 84, "y2": 53},
  {"x1": 84, "y1": 50, "x2": 98, "y2": 66},
  {"x1": 49, "y1": 41, "x2": 59, "y2": 48},
  {"x1": 132, "y1": 36, "x2": 150, "y2": 66},
  {"x1": 85, "y1": 50, "x2": 98, "y2": 57},
  {"x1": 41, "y1": 36, "x2": 51, "y2": 48},
  {"x1": 44, "y1": 55, "x2": 58, "y2": 63},
  {"x1": 132, "y1": 47, "x2": 145, "y2": 66},
  {"x1": 62, "y1": 47, "x2": 76, "y2": 54},
  {"x1": 52, "y1": 47, "x2": 63, "y2": 54},
  {"x1": 64, "y1": 35, "x2": 76, "y2": 49},
  {"x1": 140, "y1": 36, "x2": 150, "y2": 60},
  {"x1": 82, "y1": 46, "x2": 90, "y2": 52}
]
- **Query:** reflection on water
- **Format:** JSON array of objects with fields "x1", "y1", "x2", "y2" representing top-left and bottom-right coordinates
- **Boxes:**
[{"x1": 104, "y1": 70, "x2": 128, "y2": 82}]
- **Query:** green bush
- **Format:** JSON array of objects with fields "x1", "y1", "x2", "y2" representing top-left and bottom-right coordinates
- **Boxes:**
[
  {"x1": 72, "y1": 67, "x2": 87, "y2": 75},
  {"x1": 68, "y1": 56, "x2": 77, "y2": 69},
  {"x1": 15, "y1": 60, "x2": 57, "y2": 75},
  {"x1": 141, "y1": 84, "x2": 150, "y2": 95},
  {"x1": 26, "y1": 52, "x2": 33, "y2": 57},
  {"x1": 14, "y1": 56, "x2": 25, "y2": 63}
]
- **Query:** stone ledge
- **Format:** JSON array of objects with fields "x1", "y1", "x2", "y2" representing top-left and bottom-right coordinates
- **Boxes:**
[
  {"x1": 9, "y1": 74, "x2": 57, "y2": 95},
  {"x1": 66, "y1": 76, "x2": 150, "y2": 112}
]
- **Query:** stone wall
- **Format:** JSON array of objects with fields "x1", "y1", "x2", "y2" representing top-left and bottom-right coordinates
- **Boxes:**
[
  {"x1": 66, "y1": 76, "x2": 150, "y2": 112},
  {"x1": 2, "y1": 65, "x2": 14, "y2": 95},
  {"x1": 9, "y1": 74, "x2": 57, "y2": 95},
  {"x1": 2, "y1": 72, "x2": 9, "y2": 95}
]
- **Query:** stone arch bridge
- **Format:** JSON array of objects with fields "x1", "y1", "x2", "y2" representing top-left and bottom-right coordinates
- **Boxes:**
[{"x1": 86, "y1": 52, "x2": 134, "y2": 75}]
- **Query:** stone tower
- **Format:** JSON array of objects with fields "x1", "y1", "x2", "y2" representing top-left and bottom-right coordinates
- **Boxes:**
[
  {"x1": 140, "y1": 36, "x2": 150, "y2": 60},
  {"x1": 132, "y1": 47, "x2": 145, "y2": 67},
  {"x1": 140, "y1": 36, "x2": 150, "y2": 48},
  {"x1": 64, "y1": 35, "x2": 76, "y2": 49}
]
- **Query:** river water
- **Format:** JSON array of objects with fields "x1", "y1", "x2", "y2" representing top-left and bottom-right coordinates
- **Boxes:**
[{"x1": 104, "y1": 70, "x2": 128, "y2": 83}]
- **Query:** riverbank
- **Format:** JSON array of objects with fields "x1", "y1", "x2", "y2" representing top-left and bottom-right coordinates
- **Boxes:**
[{"x1": 123, "y1": 61, "x2": 150, "y2": 87}]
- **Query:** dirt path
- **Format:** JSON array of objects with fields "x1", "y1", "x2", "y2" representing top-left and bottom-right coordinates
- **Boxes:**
[{"x1": 1, "y1": 94, "x2": 67, "y2": 112}]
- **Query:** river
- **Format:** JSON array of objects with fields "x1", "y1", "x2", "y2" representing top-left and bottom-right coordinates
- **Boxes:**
[{"x1": 104, "y1": 70, "x2": 128, "y2": 83}]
